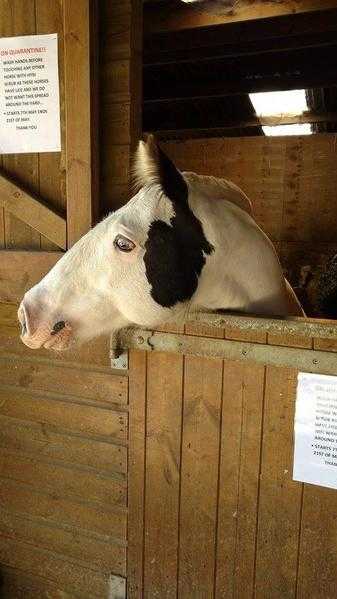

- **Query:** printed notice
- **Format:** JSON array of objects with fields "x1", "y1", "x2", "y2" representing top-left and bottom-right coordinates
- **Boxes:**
[
  {"x1": 294, "y1": 372, "x2": 337, "y2": 490},
  {"x1": 0, "y1": 34, "x2": 61, "y2": 153}
]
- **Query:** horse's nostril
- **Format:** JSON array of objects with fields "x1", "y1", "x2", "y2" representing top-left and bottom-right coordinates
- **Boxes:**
[{"x1": 51, "y1": 320, "x2": 66, "y2": 335}]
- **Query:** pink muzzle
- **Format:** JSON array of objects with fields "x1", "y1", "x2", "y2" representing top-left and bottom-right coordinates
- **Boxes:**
[{"x1": 18, "y1": 299, "x2": 73, "y2": 351}]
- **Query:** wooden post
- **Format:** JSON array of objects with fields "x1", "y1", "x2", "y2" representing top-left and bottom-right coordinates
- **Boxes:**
[{"x1": 63, "y1": 0, "x2": 97, "y2": 246}]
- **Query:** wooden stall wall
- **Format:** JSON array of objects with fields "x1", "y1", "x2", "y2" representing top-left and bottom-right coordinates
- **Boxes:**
[
  {"x1": 0, "y1": 0, "x2": 142, "y2": 596},
  {"x1": 162, "y1": 135, "x2": 337, "y2": 293},
  {"x1": 100, "y1": 0, "x2": 142, "y2": 215},
  {"x1": 0, "y1": 0, "x2": 95, "y2": 302},
  {"x1": 128, "y1": 322, "x2": 337, "y2": 599},
  {"x1": 0, "y1": 306, "x2": 127, "y2": 598}
]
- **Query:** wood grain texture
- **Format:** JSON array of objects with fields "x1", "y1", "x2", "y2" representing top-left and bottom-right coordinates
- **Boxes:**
[
  {"x1": 0, "y1": 476, "x2": 127, "y2": 540},
  {"x1": 0, "y1": 535, "x2": 125, "y2": 598},
  {"x1": 162, "y1": 135, "x2": 337, "y2": 246},
  {"x1": 0, "y1": 303, "x2": 113, "y2": 369},
  {"x1": 63, "y1": 0, "x2": 93, "y2": 245},
  {"x1": 35, "y1": 0, "x2": 66, "y2": 251},
  {"x1": 126, "y1": 325, "x2": 337, "y2": 597},
  {"x1": 144, "y1": 0, "x2": 337, "y2": 34},
  {"x1": 144, "y1": 350, "x2": 183, "y2": 598},
  {"x1": 0, "y1": 171, "x2": 66, "y2": 248},
  {"x1": 100, "y1": 0, "x2": 142, "y2": 215},
  {"x1": 0, "y1": 510, "x2": 126, "y2": 576},
  {"x1": 0, "y1": 0, "x2": 41, "y2": 250},
  {"x1": 254, "y1": 366, "x2": 302, "y2": 598},
  {"x1": 0, "y1": 388, "x2": 127, "y2": 442},
  {"x1": 127, "y1": 349, "x2": 147, "y2": 599},
  {"x1": 0, "y1": 356, "x2": 127, "y2": 405},
  {"x1": 0, "y1": 415, "x2": 127, "y2": 475},
  {"x1": 0, "y1": 250, "x2": 62, "y2": 303},
  {"x1": 178, "y1": 354, "x2": 223, "y2": 597},
  {"x1": 0, "y1": 450, "x2": 126, "y2": 508},
  {"x1": 215, "y1": 360, "x2": 265, "y2": 599},
  {"x1": 0, "y1": 566, "x2": 76, "y2": 599}
]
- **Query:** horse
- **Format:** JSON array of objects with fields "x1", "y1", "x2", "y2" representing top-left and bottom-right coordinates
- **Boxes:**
[{"x1": 18, "y1": 135, "x2": 304, "y2": 353}]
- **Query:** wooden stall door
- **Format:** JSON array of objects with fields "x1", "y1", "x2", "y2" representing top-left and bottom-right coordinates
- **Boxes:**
[{"x1": 128, "y1": 323, "x2": 337, "y2": 599}]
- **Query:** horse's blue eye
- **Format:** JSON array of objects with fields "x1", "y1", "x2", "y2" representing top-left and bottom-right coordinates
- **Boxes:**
[{"x1": 114, "y1": 235, "x2": 135, "y2": 252}]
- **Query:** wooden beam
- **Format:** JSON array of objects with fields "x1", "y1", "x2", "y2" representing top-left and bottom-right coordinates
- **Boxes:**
[
  {"x1": 0, "y1": 172, "x2": 66, "y2": 250},
  {"x1": 144, "y1": 0, "x2": 337, "y2": 35},
  {"x1": 144, "y1": 9, "x2": 337, "y2": 61},
  {"x1": 0, "y1": 251, "x2": 63, "y2": 304},
  {"x1": 147, "y1": 111, "x2": 337, "y2": 139},
  {"x1": 144, "y1": 44, "x2": 337, "y2": 101},
  {"x1": 63, "y1": 0, "x2": 95, "y2": 246},
  {"x1": 123, "y1": 328, "x2": 337, "y2": 374}
]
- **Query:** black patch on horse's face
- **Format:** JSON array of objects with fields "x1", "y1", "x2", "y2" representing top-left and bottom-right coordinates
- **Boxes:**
[{"x1": 144, "y1": 190, "x2": 214, "y2": 308}]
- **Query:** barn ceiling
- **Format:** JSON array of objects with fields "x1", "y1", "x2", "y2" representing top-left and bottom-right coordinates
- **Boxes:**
[{"x1": 143, "y1": 8, "x2": 337, "y2": 138}]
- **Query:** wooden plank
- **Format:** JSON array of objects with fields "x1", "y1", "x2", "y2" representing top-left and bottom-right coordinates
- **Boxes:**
[
  {"x1": 1, "y1": 0, "x2": 41, "y2": 250},
  {"x1": 215, "y1": 361, "x2": 265, "y2": 598},
  {"x1": 226, "y1": 327, "x2": 267, "y2": 344},
  {"x1": 0, "y1": 566, "x2": 76, "y2": 599},
  {"x1": 297, "y1": 486, "x2": 337, "y2": 598},
  {"x1": 0, "y1": 450, "x2": 126, "y2": 508},
  {"x1": 148, "y1": 112, "x2": 337, "y2": 139},
  {"x1": 35, "y1": 0, "x2": 66, "y2": 251},
  {"x1": 0, "y1": 535, "x2": 126, "y2": 598},
  {"x1": 144, "y1": 8, "x2": 337, "y2": 62},
  {"x1": 35, "y1": 0, "x2": 66, "y2": 215},
  {"x1": 185, "y1": 321, "x2": 225, "y2": 338},
  {"x1": 0, "y1": 415, "x2": 127, "y2": 476},
  {"x1": 314, "y1": 338, "x2": 337, "y2": 352},
  {"x1": 100, "y1": 0, "x2": 142, "y2": 214},
  {"x1": 178, "y1": 354, "x2": 223, "y2": 597},
  {"x1": 0, "y1": 328, "x2": 113, "y2": 371},
  {"x1": 0, "y1": 477, "x2": 126, "y2": 541},
  {"x1": 267, "y1": 332, "x2": 312, "y2": 348},
  {"x1": 63, "y1": 0, "x2": 93, "y2": 245},
  {"x1": 0, "y1": 304, "x2": 113, "y2": 369},
  {"x1": 143, "y1": 350, "x2": 184, "y2": 598},
  {"x1": 127, "y1": 350, "x2": 147, "y2": 599},
  {"x1": 0, "y1": 356, "x2": 128, "y2": 405},
  {"x1": 0, "y1": 388, "x2": 128, "y2": 442},
  {"x1": 0, "y1": 250, "x2": 62, "y2": 303},
  {"x1": 144, "y1": 0, "x2": 337, "y2": 34},
  {"x1": 0, "y1": 172, "x2": 66, "y2": 249},
  {"x1": 0, "y1": 509, "x2": 126, "y2": 577},
  {"x1": 254, "y1": 366, "x2": 303, "y2": 597}
]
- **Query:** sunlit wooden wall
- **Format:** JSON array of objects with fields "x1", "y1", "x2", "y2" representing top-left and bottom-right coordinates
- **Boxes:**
[{"x1": 128, "y1": 322, "x2": 337, "y2": 599}]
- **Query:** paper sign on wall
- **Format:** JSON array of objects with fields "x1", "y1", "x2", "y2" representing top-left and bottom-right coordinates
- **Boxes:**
[
  {"x1": 0, "y1": 33, "x2": 61, "y2": 154},
  {"x1": 294, "y1": 372, "x2": 337, "y2": 490}
]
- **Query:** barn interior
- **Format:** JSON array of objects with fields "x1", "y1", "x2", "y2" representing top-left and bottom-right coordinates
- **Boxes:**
[{"x1": 2, "y1": 2, "x2": 337, "y2": 599}]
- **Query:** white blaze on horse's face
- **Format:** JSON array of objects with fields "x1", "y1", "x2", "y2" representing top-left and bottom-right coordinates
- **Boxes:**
[{"x1": 18, "y1": 136, "x2": 215, "y2": 350}]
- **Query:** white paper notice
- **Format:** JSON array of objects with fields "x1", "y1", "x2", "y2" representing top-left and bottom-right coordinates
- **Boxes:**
[
  {"x1": 294, "y1": 372, "x2": 337, "y2": 490},
  {"x1": 0, "y1": 33, "x2": 61, "y2": 154}
]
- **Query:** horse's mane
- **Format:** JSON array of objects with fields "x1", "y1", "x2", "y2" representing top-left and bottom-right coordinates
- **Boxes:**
[{"x1": 182, "y1": 171, "x2": 253, "y2": 217}]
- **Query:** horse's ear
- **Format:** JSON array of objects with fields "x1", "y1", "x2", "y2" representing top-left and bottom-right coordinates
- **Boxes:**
[{"x1": 132, "y1": 134, "x2": 188, "y2": 204}]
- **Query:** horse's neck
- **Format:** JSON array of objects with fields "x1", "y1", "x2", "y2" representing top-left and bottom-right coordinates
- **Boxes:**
[{"x1": 183, "y1": 171, "x2": 253, "y2": 217}]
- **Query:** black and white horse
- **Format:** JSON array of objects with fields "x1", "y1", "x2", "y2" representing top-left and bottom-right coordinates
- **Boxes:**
[{"x1": 18, "y1": 135, "x2": 303, "y2": 351}]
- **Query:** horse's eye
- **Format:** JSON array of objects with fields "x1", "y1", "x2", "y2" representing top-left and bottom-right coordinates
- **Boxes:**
[{"x1": 114, "y1": 234, "x2": 136, "y2": 252}]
